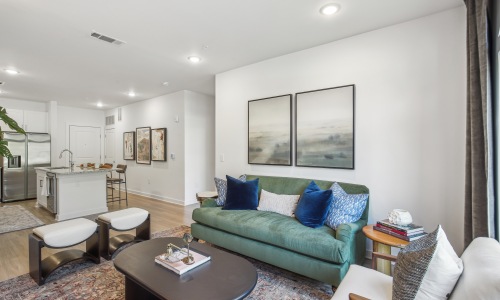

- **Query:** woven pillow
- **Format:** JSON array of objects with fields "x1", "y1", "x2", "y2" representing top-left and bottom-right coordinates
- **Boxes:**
[
  {"x1": 214, "y1": 175, "x2": 246, "y2": 206},
  {"x1": 325, "y1": 182, "x2": 368, "y2": 229},
  {"x1": 393, "y1": 225, "x2": 463, "y2": 300},
  {"x1": 257, "y1": 189, "x2": 300, "y2": 217}
]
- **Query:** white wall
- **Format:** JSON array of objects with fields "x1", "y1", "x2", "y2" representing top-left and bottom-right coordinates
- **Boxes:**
[
  {"x1": 185, "y1": 91, "x2": 216, "y2": 205},
  {"x1": 0, "y1": 98, "x2": 47, "y2": 111},
  {"x1": 54, "y1": 105, "x2": 105, "y2": 166},
  {"x1": 106, "y1": 90, "x2": 215, "y2": 205},
  {"x1": 215, "y1": 7, "x2": 467, "y2": 252}
]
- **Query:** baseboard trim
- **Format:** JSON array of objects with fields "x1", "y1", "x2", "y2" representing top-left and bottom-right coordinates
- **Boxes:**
[{"x1": 127, "y1": 189, "x2": 185, "y2": 206}]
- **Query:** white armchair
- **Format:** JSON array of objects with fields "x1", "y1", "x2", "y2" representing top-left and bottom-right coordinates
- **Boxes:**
[{"x1": 332, "y1": 237, "x2": 500, "y2": 300}]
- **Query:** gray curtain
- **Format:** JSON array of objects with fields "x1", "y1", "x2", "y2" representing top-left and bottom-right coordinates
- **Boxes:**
[{"x1": 464, "y1": 0, "x2": 496, "y2": 248}]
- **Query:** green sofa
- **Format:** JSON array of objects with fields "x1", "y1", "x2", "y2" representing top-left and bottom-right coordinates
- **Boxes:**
[{"x1": 191, "y1": 175, "x2": 369, "y2": 287}]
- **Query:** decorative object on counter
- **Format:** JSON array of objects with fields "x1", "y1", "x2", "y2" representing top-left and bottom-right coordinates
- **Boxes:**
[
  {"x1": 388, "y1": 209, "x2": 413, "y2": 226},
  {"x1": 248, "y1": 94, "x2": 292, "y2": 166},
  {"x1": 295, "y1": 84, "x2": 355, "y2": 169},
  {"x1": 182, "y1": 233, "x2": 195, "y2": 264},
  {"x1": 99, "y1": 163, "x2": 113, "y2": 169},
  {"x1": 87, "y1": 163, "x2": 95, "y2": 168},
  {"x1": 151, "y1": 128, "x2": 167, "y2": 161},
  {"x1": 136, "y1": 127, "x2": 151, "y2": 164},
  {"x1": 123, "y1": 131, "x2": 135, "y2": 160}
]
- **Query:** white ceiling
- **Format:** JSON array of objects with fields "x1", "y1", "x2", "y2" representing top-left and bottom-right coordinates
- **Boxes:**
[{"x1": 0, "y1": 0, "x2": 464, "y2": 109}]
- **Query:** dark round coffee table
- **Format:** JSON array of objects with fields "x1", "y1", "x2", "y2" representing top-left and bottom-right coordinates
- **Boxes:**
[{"x1": 114, "y1": 237, "x2": 257, "y2": 300}]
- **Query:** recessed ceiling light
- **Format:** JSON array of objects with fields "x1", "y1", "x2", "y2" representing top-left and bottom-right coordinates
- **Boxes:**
[
  {"x1": 187, "y1": 56, "x2": 201, "y2": 63},
  {"x1": 128, "y1": 91, "x2": 136, "y2": 97},
  {"x1": 162, "y1": 81, "x2": 169, "y2": 86},
  {"x1": 320, "y1": 3, "x2": 340, "y2": 16},
  {"x1": 4, "y1": 69, "x2": 20, "y2": 75},
  {"x1": 97, "y1": 102, "x2": 103, "y2": 107}
]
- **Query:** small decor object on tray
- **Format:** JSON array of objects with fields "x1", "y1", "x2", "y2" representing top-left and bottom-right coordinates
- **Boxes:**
[
  {"x1": 375, "y1": 218, "x2": 427, "y2": 242},
  {"x1": 155, "y1": 241, "x2": 211, "y2": 275}
]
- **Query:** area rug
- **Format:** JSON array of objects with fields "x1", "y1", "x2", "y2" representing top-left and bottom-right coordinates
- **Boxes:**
[
  {"x1": 0, "y1": 205, "x2": 44, "y2": 234},
  {"x1": 0, "y1": 225, "x2": 333, "y2": 300}
]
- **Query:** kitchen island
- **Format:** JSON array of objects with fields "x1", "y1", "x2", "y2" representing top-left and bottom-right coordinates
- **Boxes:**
[{"x1": 35, "y1": 166, "x2": 111, "y2": 221}]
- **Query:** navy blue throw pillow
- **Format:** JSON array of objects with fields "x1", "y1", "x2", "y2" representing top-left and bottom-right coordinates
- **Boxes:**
[
  {"x1": 295, "y1": 181, "x2": 333, "y2": 228},
  {"x1": 222, "y1": 175, "x2": 259, "y2": 210}
]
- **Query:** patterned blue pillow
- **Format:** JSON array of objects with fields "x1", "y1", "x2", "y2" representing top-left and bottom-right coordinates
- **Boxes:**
[
  {"x1": 325, "y1": 182, "x2": 368, "y2": 229},
  {"x1": 214, "y1": 175, "x2": 246, "y2": 206}
]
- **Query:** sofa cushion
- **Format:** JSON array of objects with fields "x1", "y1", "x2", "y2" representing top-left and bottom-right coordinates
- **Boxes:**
[
  {"x1": 257, "y1": 189, "x2": 300, "y2": 217},
  {"x1": 192, "y1": 207, "x2": 350, "y2": 264},
  {"x1": 450, "y1": 237, "x2": 500, "y2": 300},
  {"x1": 295, "y1": 181, "x2": 333, "y2": 228},
  {"x1": 214, "y1": 175, "x2": 246, "y2": 206},
  {"x1": 393, "y1": 225, "x2": 463, "y2": 300},
  {"x1": 222, "y1": 176, "x2": 259, "y2": 210},
  {"x1": 326, "y1": 182, "x2": 368, "y2": 229}
]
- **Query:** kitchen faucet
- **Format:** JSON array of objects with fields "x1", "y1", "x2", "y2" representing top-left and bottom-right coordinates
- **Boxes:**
[{"x1": 59, "y1": 149, "x2": 74, "y2": 169}]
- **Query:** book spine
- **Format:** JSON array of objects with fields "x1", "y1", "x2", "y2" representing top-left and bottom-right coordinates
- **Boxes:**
[
  {"x1": 375, "y1": 224, "x2": 409, "y2": 236},
  {"x1": 373, "y1": 226, "x2": 410, "y2": 241},
  {"x1": 376, "y1": 221, "x2": 423, "y2": 234}
]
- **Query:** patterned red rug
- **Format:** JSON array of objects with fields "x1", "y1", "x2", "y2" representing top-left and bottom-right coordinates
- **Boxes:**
[{"x1": 0, "y1": 226, "x2": 333, "y2": 299}]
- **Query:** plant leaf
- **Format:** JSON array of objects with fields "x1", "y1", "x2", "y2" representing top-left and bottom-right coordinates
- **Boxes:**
[
  {"x1": 0, "y1": 139, "x2": 13, "y2": 158},
  {"x1": 0, "y1": 107, "x2": 26, "y2": 134}
]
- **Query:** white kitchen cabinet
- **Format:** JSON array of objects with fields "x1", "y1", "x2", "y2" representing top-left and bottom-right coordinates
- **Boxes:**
[{"x1": 0, "y1": 108, "x2": 48, "y2": 133}]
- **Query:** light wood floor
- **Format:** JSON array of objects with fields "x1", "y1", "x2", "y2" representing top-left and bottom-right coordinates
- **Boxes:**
[{"x1": 0, "y1": 192, "x2": 198, "y2": 282}]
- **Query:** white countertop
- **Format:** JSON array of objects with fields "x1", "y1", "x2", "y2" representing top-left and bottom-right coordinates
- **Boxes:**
[{"x1": 35, "y1": 166, "x2": 113, "y2": 176}]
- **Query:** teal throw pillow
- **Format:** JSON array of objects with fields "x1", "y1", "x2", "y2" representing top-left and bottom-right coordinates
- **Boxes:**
[
  {"x1": 294, "y1": 181, "x2": 333, "y2": 228},
  {"x1": 222, "y1": 175, "x2": 259, "y2": 210},
  {"x1": 325, "y1": 182, "x2": 368, "y2": 229}
]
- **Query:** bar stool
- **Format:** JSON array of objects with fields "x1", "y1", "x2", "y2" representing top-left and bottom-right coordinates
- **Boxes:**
[{"x1": 107, "y1": 164, "x2": 128, "y2": 206}]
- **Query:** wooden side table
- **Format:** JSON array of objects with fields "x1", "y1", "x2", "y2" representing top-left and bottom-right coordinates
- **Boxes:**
[
  {"x1": 362, "y1": 225, "x2": 409, "y2": 275},
  {"x1": 196, "y1": 191, "x2": 218, "y2": 205}
]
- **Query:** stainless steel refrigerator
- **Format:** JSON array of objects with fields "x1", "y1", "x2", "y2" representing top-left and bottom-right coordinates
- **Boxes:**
[{"x1": 1, "y1": 132, "x2": 51, "y2": 202}]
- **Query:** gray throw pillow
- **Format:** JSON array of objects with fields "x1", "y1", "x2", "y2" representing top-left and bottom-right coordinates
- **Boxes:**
[
  {"x1": 392, "y1": 226, "x2": 439, "y2": 300},
  {"x1": 392, "y1": 225, "x2": 463, "y2": 300},
  {"x1": 214, "y1": 175, "x2": 246, "y2": 206}
]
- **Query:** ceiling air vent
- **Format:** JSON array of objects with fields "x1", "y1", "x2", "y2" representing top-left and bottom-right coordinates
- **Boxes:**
[
  {"x1": 90, "y1": 31, "x2": 125, "y2": 46},
  {"x1": 106, "y1": 115, "x2": 115, "y2": 126}
]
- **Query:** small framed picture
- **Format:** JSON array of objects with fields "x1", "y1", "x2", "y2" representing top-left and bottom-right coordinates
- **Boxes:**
[
  {"x1": 151, "y1": 128, "x2": 167, "y2": 161},
  {"x1": 136, "y1": 127, "x2": 151, "y2": 165},
  {"x1": 123, "y1": 131, "x2": 135, "y2": 160}
]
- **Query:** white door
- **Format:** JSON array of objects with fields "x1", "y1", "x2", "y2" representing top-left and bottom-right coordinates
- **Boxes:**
[
  {"x1": 69, "y1": 126, "x2": 101, "y2": 166},
  {"x1": 105, "y1": 128, "x2": 115, "y2": 164}
]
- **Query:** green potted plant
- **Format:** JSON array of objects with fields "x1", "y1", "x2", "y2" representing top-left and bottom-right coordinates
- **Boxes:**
[{"x1": 0, "y1": 106, "x2": 26, "y2": 158}]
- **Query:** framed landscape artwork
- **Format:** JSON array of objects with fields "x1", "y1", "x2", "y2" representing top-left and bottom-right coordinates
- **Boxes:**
[
  {"x1": 151, "y1": 128, "x2": 167, "y2": 161},
  {"x1": 295, "y1": 85, "x2": 355, "y2": 169},
  {"x1": 248, "y1": 94, "x2": 292, "y2": 166},
  {"x1": 123, "y1": 131, "x2": 135, "y2": 160},
  {"x1": 136, "y1": 127, "x2": 151, "y2": 165}
]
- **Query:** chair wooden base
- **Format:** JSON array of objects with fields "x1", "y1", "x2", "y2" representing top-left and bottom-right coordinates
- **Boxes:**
[
  {"x1": 97, "y1": 214, "x2": 150, "y2": 260},
  {"x1": 29, "y1": 229, "x2": 100, "y2": 285}
]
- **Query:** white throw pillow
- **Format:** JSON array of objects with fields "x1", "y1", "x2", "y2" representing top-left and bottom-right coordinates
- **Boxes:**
[
  {"x1": 393, "y1": 225, "x2": 463, "y2": 300},
  {"x1": 257, "y1": 189, "x2": 300, "y2": 217},
  {"x1": 449, "y1": 237, "x2": 500, "y2": 300},
  {"x1": 415, "y1": 226, "x2": 463, "y2": 299}
]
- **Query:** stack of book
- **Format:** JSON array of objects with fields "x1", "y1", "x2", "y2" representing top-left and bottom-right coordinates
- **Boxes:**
[
  {"x1": 374, "y1": 219, "x2": 427, "y2": 242},
  {"x1": 155, "y1": 249, "x2": 211, "y2": 275}
]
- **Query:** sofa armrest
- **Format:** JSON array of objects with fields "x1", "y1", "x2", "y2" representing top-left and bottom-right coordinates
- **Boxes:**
[
  {"x1": 201, "y1": 198, "x2": 219, "y2": 207},
  {"x1": 336, "y1": 219, "x2": 365, "y2": 242},
  {"x1": 336, "y1": 219, "x2": 368, "y2": 264}
]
